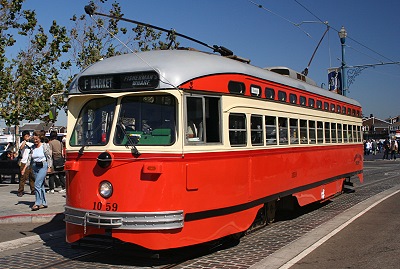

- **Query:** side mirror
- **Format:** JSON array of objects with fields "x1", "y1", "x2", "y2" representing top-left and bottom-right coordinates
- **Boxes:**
[{"x1": 49, "y1": 106, "x2": 57, "y2": 121}]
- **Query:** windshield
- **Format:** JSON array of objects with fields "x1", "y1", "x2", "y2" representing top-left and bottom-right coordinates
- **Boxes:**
[
  {"x1": 115, "y1": 95, "x2": 176, "y2": 146},
  {"x1": 70, "y1": 97, "x2": 116, "y2": 146}
]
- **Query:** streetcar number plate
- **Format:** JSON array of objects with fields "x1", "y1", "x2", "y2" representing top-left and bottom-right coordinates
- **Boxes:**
[{"x1": 93, "y1": 202, "x2": 118, "y2": 211}]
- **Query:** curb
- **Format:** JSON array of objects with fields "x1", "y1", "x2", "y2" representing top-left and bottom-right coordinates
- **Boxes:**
[{"x1": 0, "y1": 212, "x2": 64, "y2": 224}]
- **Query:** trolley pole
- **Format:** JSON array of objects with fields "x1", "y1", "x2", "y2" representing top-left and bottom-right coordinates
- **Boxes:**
[{"x1": 338, "y1": 26, "x2": 347, "y2": 96}]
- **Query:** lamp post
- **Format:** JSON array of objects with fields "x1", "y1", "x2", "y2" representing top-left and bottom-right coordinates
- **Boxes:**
[{"x1": 338, "y1": 26, "x2": 347, "y2": 96}]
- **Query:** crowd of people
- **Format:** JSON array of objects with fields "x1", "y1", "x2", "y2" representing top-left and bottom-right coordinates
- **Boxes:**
[
  {"x1": 364, "y1": 137, "x2": 399, "y2": 160},
  {"x1": 2, "y1": 131, "x2": 66, "y2": 211}
]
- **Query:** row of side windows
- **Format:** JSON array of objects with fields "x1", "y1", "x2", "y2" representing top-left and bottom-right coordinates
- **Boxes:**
[
  {"x1": 229, "y1": 81, "x2": 361, "y2": 117},
  {"x1": 229, "y1": 113, "x2": 362, "y2": 147}
]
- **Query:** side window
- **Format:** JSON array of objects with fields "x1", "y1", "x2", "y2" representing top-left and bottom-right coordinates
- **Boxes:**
[
  {"x1": 300, "y1": 96, "x2": 307, "y2": 106},
  {"x1": 251, "y1": 115, "x2": 263, "y2": 146},
  {"x1": 278, "y1": 91, "x2": 287, "y2": 102},
  {"x1": 309, "y1": 120, "x2": 316, "y2": 144},
  {"x1": 265, "y1": 88, "x2": 275, "y2": 100},
  {"x1": 308, "y1": 98, "x2": 315, "y2": 108},
  {"x1": 331, "y1": 123, "x2": 337, "y2": 143},
  {"x1": 316, "y1": 100, "x2": 322, "y2": 109},
  {"x1": 330, "y1": 104, "x2": 336, "y2": 112},
  {"x1": 229, "y1": 113, "x2": 246, "y2": 146},
  {"x1": 300, "y1": 119, "x2": 308, "y2": 144},
  {"x1": 317, "y1": 121, "x2": 324, "y2": 143},
  {"x1": 228, "y1": 81, "x2": 245, "y2": 94},
  {"x1": 186, "y1": 96, "x2": 221, "y2": 143},
  {"x1": 186, "y1": 96, "x2": 204, "y2": 142},
  {"x1": 337, "y1": 123, "x2": 342, "y2": 143},
  {"x1": 324, "y1": 102, "x2": 329, "y2": 111},
  {"x1": 289, "y1": 93, "x2": 297, "y2": 104},
  {"x1": 290, "y1": 118, "x2": 299, "y2": 144},
  {"x1": 337, "y1": 105, "x2": 341, "y2": 113},
  {"x1": 265, "y1": 116, "x2": 277, "y2": 145},
  {"x1": 343, "y1": 124, "x2": 348, "y2": 142},
  {"x1": 325, "y1": 122, "x2": 331, "y2": 143},
  {"x1": 278, "y1": 117, "x2": 288, "y2": 145}
]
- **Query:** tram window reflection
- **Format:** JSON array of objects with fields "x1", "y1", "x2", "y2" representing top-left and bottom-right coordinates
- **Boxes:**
[
  {"x1": 317, "y1": 121, "x2": 324, "y2": 143},
  {"x1": 300, "y1": 120, "x2": 308, "y2": 144},
  {"x1": 185, "y1": 96, "x2": 221, "y2": 143},
  {"x1": 290, "y1": 118, "x2": 299, "y2": 144},
  {"x1": 115, "y1": 95, "x2": 176, "y2": 146},
  {"x1": 308, "y1": 98, "x2": 315, "y2": 108},
  {"x1": 70, "y1": 97, "x2": 115, "y2": 146},
  {"x1": 331, "y1": 123, "x2": 337, "y2": 143},
  {"x1": 289, "y1": 94, "x2": 297, "y2": 104},
  {"x1": 278, "y1": 117, "x2": 288, "y2": 145},
  {"x1": 251, "y1": 115, "x2": 263, "y2": 146},
  {"x1": 265, "y1": 116, "x2": 277, "y2": 145},
  {"x1": 309, "y1": 121, "x2": 316, "y2": 144},
  {"x1": 265, "y1": 88, "x2": 275, "y2": 100},
  {"x1": 186, "y1": 97, "x2": 204, "y2": 142},
  {"x1": 278, "y1": 91, "x2": 287, "y2": 102},
  {"x1": 324, "y1": 122, "x2": 331, "y2": 143},
  {"x1": 337, "y1": 123, "x2": 343, "y2": 143},
  {"x1": 300, "y1": 96, "x2": 306, "y2": 106},
  {"x1": 229, "y1": 113, "x2": 247, "y2": 146},
  {"x1": 343, "y1": 124, "x2": 348, "y2": 143}
]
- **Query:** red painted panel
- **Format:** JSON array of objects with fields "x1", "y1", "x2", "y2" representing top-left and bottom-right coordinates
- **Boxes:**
[{"x1": 65, "y1": 144, "x2": 363, "y2": 249}]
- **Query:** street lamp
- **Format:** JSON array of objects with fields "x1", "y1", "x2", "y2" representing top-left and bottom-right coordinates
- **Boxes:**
[{"x1": 338, "y1": 26, "x2": 347, "y2": 96}]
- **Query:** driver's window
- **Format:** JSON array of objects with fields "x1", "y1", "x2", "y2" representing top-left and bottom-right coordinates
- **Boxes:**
[{"x1": 186, "y1": 96, "x2": 204, "y2": 142}]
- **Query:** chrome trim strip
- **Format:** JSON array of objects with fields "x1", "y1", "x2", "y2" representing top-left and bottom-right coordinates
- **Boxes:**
[{"x1": 64, "y1": 206, "x2": 184, "y2": 230}]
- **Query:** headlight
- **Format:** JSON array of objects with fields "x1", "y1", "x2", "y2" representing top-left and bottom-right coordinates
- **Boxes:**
[
  {"x1": 97, "y1": 151, "x2": 112, "y2": 168},
  {"x1": 99, "y1": 181, "x2": 113, "y2": 198}
]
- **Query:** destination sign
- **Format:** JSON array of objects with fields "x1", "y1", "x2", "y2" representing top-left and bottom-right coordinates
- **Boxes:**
[{"x1": 78, "y1": 71, "x2": 159, "y2": 92}]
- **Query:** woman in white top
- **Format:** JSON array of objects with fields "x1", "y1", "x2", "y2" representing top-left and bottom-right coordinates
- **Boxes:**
[{"x1": 21, "y1": 131, "x2": 52, "y2": 211}]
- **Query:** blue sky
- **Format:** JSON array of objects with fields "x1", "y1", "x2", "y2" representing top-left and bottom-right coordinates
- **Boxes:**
[{"x1": 2, "y1": 0, "x2": 399, "y2": 127}]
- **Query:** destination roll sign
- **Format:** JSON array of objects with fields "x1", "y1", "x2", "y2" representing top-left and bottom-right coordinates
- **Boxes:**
[{"x1": 78, "y1": 71, "x2": 159, "y2": 92}]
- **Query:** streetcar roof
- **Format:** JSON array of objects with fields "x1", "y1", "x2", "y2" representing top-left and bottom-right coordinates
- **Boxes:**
[{"x1": 69, "y1": 50, "x2": 361, "y2": 107}]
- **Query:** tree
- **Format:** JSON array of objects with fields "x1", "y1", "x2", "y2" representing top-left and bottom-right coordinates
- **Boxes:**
[
  {"x1": 0, "y1": 0, "x2": 180, "y2": 134},
  {"x1": 69, "y1": 0, "x2": 179, "y2": 72},
  {"x1": 0, "y1": 0, "x2": 70, "y2": 133}
]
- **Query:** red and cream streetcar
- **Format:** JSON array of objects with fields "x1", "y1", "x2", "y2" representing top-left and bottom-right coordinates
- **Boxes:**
[{"x1": 63, "y1": 48, "x2": 363, "y2": 250}]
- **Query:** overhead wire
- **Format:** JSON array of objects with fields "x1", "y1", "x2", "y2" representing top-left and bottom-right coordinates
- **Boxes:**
[
  {"x1": 87, "y1": 13, "x2": 180, "y2": 90},
  {"x1": 247, "y1": 0, "x2": 312, "y2": 38},
  {"x1": 293, "y1": 0, "x2": 399, "y2": 67}
]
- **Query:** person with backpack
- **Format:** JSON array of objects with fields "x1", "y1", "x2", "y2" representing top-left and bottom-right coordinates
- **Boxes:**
[{"x1": 47, "y1": 131, "x2": 66, "y2": 194}]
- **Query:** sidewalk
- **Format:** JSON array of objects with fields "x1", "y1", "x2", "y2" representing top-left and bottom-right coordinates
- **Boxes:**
[{"x1": 0, "y1": 178, "x2": 65, "y2": 224}]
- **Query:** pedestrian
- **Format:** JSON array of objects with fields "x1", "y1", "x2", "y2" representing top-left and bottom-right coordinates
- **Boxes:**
[
  {"x1": 383, "y1": 139, "x2": 390, "y2": 160},
  {"x1": 17, "y1": 130, "x2": 35, "y2": 197},
  {"x1": 21, "y1": 131, "x2": 52, "y2": 211},
  {"x1": 389, "y1": 137, "x2": 398, "y2": 160},
  {"x1": 47, "y1": 131, "x2": 66, "y2": 194},
  {"x1": 365, "y1": 140, "x2": 372, "y2": 155},
  {"x1": 372, "y1": 139, "x2": 377, "y2": 155}
]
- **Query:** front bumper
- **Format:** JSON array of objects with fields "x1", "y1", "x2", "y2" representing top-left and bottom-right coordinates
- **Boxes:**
[{"x1": 64, "y1": 206, "x2": 184, "y2": 230}]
